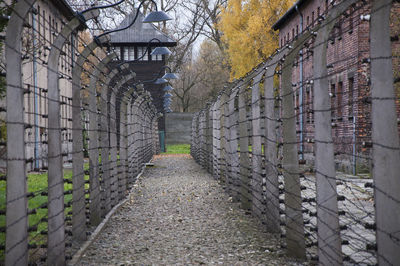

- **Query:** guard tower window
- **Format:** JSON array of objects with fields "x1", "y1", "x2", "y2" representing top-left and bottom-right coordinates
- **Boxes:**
[
  {"x1": 128, "y1": 47, "x2": 134, "y2": 60},
  {"x1": 137, "y1": 47, "x2": 149, "y2": 61},
  {"x1": 123, "y1": 47, "x2": 129, "y2": 61},
  {"x1": 114, "y1": 47, "x2": 121, "y2": 60}
]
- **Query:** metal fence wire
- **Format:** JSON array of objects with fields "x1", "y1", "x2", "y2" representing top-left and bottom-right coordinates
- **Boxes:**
[
  {"x1": 0, "y1": 0, "x2": 160, "y2": 265},
  {"x1": 191, "y1": 0, "x2": 399, "y2": 265}
]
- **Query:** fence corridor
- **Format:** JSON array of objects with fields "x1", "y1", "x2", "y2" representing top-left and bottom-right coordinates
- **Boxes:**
[{"x1": 191, "y1": 0, "x2": 400, "y2": 265}]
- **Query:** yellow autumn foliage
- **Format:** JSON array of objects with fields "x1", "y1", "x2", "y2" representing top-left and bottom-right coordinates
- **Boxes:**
[{"x1": 218, "y1": 0, "x2": 295, "y2": 79}]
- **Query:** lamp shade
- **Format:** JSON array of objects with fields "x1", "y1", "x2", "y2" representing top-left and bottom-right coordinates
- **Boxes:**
[
  {"x1": 154, "y1": 78, "x2": 168, "y2": 85},
  {"x1": 143, "y1": 10, "x2": 172, "y2": 23},
  {"x1": 162, "y1": 72, "x2": 179, "y2": 80},
  {"x1": 151, "y1": 47, "x2": 172, "y2": 56},
  {"x1": 163, "y1": 85, "x2": 174, "y2": 91}
]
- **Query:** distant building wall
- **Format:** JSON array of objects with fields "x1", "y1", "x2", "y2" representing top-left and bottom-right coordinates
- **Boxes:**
[{"x1": 165, "y1": 112, "x2": 194, "y2": 144}]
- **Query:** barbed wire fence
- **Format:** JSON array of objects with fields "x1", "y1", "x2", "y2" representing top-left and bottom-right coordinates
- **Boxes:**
[
  {"x1": 191, "y1": 0, "x2": 400, "y2": 265},
  {"x1": 0, "y1": 0, "x2": 160, "y2": 264}
]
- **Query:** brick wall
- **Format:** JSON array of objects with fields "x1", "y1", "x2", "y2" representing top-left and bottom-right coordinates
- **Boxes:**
[{"x1": 275, "y1": 0, "x2": 400, "y2": 173}]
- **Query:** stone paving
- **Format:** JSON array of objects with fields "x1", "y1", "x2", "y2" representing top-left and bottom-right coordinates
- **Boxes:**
[{"x1": 76, "y1": 154, "x2": 304, "y2": 265}]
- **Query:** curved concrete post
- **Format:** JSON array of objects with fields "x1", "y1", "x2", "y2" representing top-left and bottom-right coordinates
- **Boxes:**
[
  {"x1": 126, "y1": 96, "x2": 136, "y2": 179},
  {"x1": 263, "y1": 49, "x2": 288, "y2": 234},
  {"x1": 135, "y1": 96, "x2": 148, "y2": 169},
  {"x1": 131, "y1": 95, "x2": 146, "y2": 173},
  {"x1": 370, "y1": 0, "x2": 400, "y2": 264},
  {"x1": 5, "y1": 1, "x2": 36, "y2": 264},
  {"x1": 227, "y1": 86, "x2": 240, "y2": 202},
  {"x1": 147, "y1": 104, "x2": 157, "y2": 159},
  {"x1": 71, "y1": 36, "x2": 108, "y2": 242},
  {"x1": 191, "y1": 113, "x2": 199, "y2": 159},
  {"x1": 109, "y1": 74, "x2": 136, "y2": 207},
  {"x1": 281, "y1": 32, "x2": 311, "y2": 260},
  {"x1": 199, "y1": 109, "x2": 206, "y2": 168},
  {"x1": 238, "y1": 79, "x2": 252, "y2": 211},
  {"x1": 218, "y1": 90, "x2": 229, "y2": 186},
  {"x1": 313, "y1": 1, "x2": 356, "y2": 264},
  {"x1": 206, "y1": 103, "x2": 213, "y2": 173},
  {"x1": 222, "y1": 89, "x2": 231, "y2": 189},
  {"x1": 46, "y1": 9, "x2": 99, "y2": 265},
  {"x1": 100, "y1": 68, "x2": 119, "y2": 215},
  {"x1": 87, "y1": 50, "x2": 116, "y2": 226},
  {"x1": 212, "y1": 97, "x2": 221, "y2": 179},
  {"x1": 142, "y1": 102, "x2": 152, "y2": 162},
  {"x1": 119, "y1": 88, "x2": 135, "y2": 195},
  {"x1": 250, "y1": 70, "x2": 266, "y2": 219},
  {"x1": 134, "y1": 96, "x2": 145, "y2": 175},
  {"x1": 198, "y1": 110, "x2": 204, "y2": 166},
  {"x1": 128, "y1": 96, "x2": 141, "y2": 179},
  {"x1": 152, "y1": 112, "x2": 160, "y2": 155},
  {"x1": 150, "y1": 108, "x2": 160, "y2": 156},
  {"x1": 201, "y1": 109, "x2": 207, "y2": 167},
  {"x1": 71, "y1": 37, "x2": 97, "y2": 243},
  {"x1": 143, "y1": 99, "x2": 151, "y2": 163},
  {"x1": 117, "y1": 86, "x2": 141, "y2": 198}
]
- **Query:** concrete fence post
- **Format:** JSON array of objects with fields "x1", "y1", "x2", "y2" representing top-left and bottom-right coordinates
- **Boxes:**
[
  {"x1": 190, "y1": 114, "x2": 196, "y2": 158},
  {"x1": 71, "y1": 38, "x2": 98, "y2": 243},
  {"x1": 228, "y1": 87, "x2": 240, "y2": 202},
  {"x1": 134, "y1": 96, "x2": 146, "y2": 174},
  {"x1": 119, "y1": 90, "x2": 132, "y2": 198},
  {"x1": 126, "y1": 96, "x2": 135, "y2": 181},
  {"x1": 281, "y1": 39, "x2": 306, "y2": 260},
  {"x1": 109, "y1": 74, "x2": 135, "y2": 207},
  {"x1": 238, "y1": 82, "x2": 251, "y2": 211},
  {"x1": 192, "y1": 113, "x2": 199, "y2": 161},
  {"x1": 205, "y1": 105, "x2": 212, "y2": 173},
  {"x1": 132, "y1": 96, "x2": 139, "y2": 175},
  {"x1": 370, "y1": 0, "x2": 400, "y2": 264},
  {"x1": 100, "y1": 68, "x2": 119, "y2": 216},
  {"x1": 109, "y1": 85, "x2": 119, "y2": 208},
  {"x1": 46, "y1": 10, "x2": 98, "y2": 265},
  {"x1": 219, "y1": 90, "x2": 229, "y2": 186},
  {"x1": 251, "y1": 71, "x2": 266, "y2": 219},
  {"x1": 130, "y1": 97, "x2": 141, "y2": 177},
  {"x1": 88, "y1": 51, "x2": 116, "y2": 225},
  {"x1": 128, "y1": 98, "x2": 136, "y2": 176},
  {"x1": 263, "y1": 51, "x2": 287, "y2": 234},
  {"x1": 313, "y1": 1, "x2": 356, "y2": 264},
  {"x1": 5, "y1": 1, "x2": 35, "y2": 264},
  {"x1": 208, "y1": 105, "x2": 214, "y2": 174},
  {"x1": 201, "y1": 109, "x2": 206, "y2": 169},
  {"x1": 198, "y1": 111, "x2": 204, "y2": 167},
  {"x1": 223, "y1": 89, "x2": 232, "y2": 192},
  {"x1": 212, "y1": 100, "x2": 220, "y2": 179}
]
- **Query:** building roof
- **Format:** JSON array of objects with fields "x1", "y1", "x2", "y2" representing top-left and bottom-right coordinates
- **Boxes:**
[
  {"x1": 272, "y1": 0, "x2": 307, "y2": 31},
  {"x1": 53, "y1": 0, "x2": 76, "y2": 20},
  {"x1": 110, "y1": 10, "x2": 176, "y2": 46}
]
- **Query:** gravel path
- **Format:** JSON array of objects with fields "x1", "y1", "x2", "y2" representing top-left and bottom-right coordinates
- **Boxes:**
[{"x1": 76, "y1": 155, "x2": 303, "y2": 265}]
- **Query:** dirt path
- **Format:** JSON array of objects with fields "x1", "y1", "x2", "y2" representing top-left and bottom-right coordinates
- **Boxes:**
[{"x1": 76, "y1": 155, "x2": 302, "y2": 265}]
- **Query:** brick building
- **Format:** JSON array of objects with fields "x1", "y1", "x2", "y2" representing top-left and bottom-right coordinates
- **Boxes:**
[
  {"x1": 272, "y1": 0, "x2": 400, "y2": 173},
  {"x1": 0, "y1": 0, "x2": 78, "y2": 171}
]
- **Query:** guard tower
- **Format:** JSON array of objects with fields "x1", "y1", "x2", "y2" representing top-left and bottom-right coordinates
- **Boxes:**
[{"x1": 108, "y1": 9, "x2": 176, "y2": 134}]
